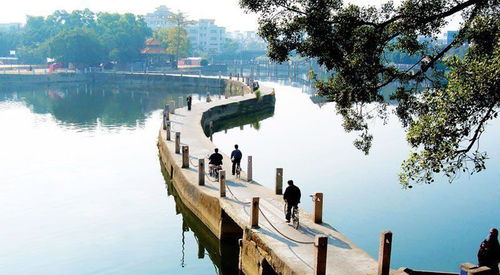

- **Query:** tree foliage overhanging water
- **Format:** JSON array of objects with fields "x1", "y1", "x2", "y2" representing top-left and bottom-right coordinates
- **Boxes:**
[{"x1": 240, "y1": 0, "x2": 500, "y2": 187}]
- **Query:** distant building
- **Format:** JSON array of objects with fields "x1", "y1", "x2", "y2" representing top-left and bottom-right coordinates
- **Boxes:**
[
  {"x1": 187, "y1": 19, "x2": 226, "y2": 54},
  {"x1": 447, "y1": 30, "x2": 459, "y2": 44},
  {"x1": 141, "y1": 38, "x2": 168, "y2": 67},
  {"x1": 145, "y1": 7, "x2": 226, "y2": 54},
  {"x1": 0, "y1": 23, "x2": 22, "y2": 33},
  {"x1": 178, "y1": 57, "x2": 201, "y2": 68},
  {"x1": 144, "y1": 6, "x2": 175, "y2": 30}
]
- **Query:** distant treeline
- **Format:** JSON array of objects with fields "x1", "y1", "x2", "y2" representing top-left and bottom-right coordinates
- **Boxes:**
[{"x1": 0, "y1": 9, "x2": 151, "y2": 66}]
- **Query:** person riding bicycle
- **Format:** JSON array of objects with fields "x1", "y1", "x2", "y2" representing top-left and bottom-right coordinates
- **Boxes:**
[
  {"x1": 230, "y1": 144, "x2": 242, "y2": 176},
  {"x1": 283, "y1": 180, "x2": 301, "y2": 223},
  {"x1": 208, "y1": 148, "x2": 223, "y2": 175}
]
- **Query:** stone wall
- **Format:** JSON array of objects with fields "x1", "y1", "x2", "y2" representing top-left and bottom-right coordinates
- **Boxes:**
[
  {"x1": 0, "y1": 72, "x2": 230, "y2": 91},
  {"x1": 201, "y1": 93, "x2": 275, "y2": 136},
  {"x1": 0, "y1": 73, "x2": 88, "y2": 85}
]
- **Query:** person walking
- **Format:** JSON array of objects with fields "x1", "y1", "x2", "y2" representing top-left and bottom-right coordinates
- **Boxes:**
[
  {"x1": 283, "y1": 180, "x2": 301, "y2": 223},
  {"x1": 230, "y1": 144, "x2": 242, "y2": 176},
  {"x1": 186, "y1": 95, "x2": 192, "y2": 111},
  {"x1": 478, "y1": 228, "x2": 500, "y2": 275}
]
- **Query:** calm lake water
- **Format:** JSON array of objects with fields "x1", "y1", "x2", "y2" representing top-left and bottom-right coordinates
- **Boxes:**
[
  {"x1": 0, "y1": 83, "x2": 228, "y2": 274},
  {"x1": 212, "y1": 81, "x2": 500, "y2": 273},
  {"x1": 0, "y1": 81, "x2": 498, "y2": 274}
]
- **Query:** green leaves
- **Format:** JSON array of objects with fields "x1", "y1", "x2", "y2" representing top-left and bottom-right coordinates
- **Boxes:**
[
  {"x1": 47, "y1": 28, "x2": 104, "y2": 65},
  {"x1": 154, "y1": 12, "x2": 191, "y2": 66},
  {"x1": 240, "y1": 0, "x2": 500, "y2": 186},
  {"x1": 17, "y1": 10, "x2": 152, "y2": 64},
  {"x1": 399, "y1": 40, "x2": 499, "y2": 187}
]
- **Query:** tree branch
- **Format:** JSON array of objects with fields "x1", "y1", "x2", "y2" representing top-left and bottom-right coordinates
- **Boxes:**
[
  {"x1": 455, "y1": 102, "x2": 497, "y2": 155},
  {"x1": 378, "y1": 0, "x2": 484, "y2": 29}
]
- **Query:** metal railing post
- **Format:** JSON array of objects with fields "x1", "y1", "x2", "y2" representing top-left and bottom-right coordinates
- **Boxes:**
[
  {"x1": 313, "y1": 193, "x2": 324, "y2": 224},
  {"x1": 170, "y1": 100, "x2": 175, "y2": 114},
  {"x1": 182, "y1": 146, "x2": 189, "y2": 168},
  {"x1": 314, "y1": 235, "x2": 328, "y2": 275},
  {"x1": 247, "y1": 156, "x2": 253, "y2": 182},
  {"x1": 198, "y1": 159, "x2": 205, "y2": 186},
  {"x1": 378, "y1": 231, "x2": 392, "y2": 275},
  {"x1": 175, "y1": 132, "x2": 181, "y2": 154},
  {"x1": 275, "y1": 168, "x2": 283, "y2": 195},
  {"x1": 219, "y1": 170, "x2": 226, "y2": 197},
  {"x1": 251, "y1": 197, "x2": 259, "y2": 228},
  {"x1": 166, "y1": 121, "x2": 171, "y2": 141}
]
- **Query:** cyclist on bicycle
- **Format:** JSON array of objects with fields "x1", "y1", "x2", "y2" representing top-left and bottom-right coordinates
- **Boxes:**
[
  {"x1": 283, "y1": 180, "x2": 301, "y2": 223},
  {"x1": 230, "y1": 144, "x2": 242, "y2": 176},
  {"x1": 209, "y1": 148, "x2": 223, "y2": 165}
]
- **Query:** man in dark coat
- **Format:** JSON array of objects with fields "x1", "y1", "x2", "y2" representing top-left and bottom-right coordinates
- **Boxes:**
[
  {"x1": 283, "y1": 180, "x2": 301, "y2": 223},
  {"x1": 186, "y1": 95, "x2": 192, "y2": 111},
  {"x1": 478, "y1": 228, "x2": 500, "y2": 275},
  {"x1": 208, "y1": 148, "x2": 223, "y2": 166},
  {"x1": 230, "y1": 144, "x2": 242, "y2": 176}
]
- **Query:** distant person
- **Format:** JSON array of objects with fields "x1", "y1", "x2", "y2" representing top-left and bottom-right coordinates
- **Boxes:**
[
  {"x1": 230, "y1": 144, "x2": 242, "y2": 176},
  {"x1": 206, "y1": 92, "x2": 212, "y2": 103},
  {"x1": 252, "y1": 81, "x2": 260, "y2": 91},
  {"x1": 283, "y1": 180, "x2": 301, "y2": 223},
  {"x1": 478, "y1": 228, "x2": 500, "y2": 274},
  {"x1": 208, "y1": 148, "x2": 223, "y2": 166},
  {"x1": 186, "y1": 95, "x2": 192, "y2": 111}
]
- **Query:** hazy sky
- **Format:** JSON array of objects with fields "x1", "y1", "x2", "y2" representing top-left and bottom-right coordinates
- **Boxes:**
[{"x1": 1, "y1": 0, "x2": 459, "y2": 32}]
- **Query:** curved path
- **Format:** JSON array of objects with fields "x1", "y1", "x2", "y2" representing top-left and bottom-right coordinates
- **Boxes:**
[{"x1": 157, "y1": 83, "x2": 407, "y2": 275}]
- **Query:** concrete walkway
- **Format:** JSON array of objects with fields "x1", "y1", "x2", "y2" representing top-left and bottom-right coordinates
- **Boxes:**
[{"x1": 159, "y1": 86, "x2": 406, "y2": 275}]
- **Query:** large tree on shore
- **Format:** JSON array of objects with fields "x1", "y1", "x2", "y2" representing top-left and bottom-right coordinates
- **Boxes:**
[
  {"x1": 46, "y1": 28, "x2": 104, "y2": 66},
  {"x1": 240, "y1": 0, "x2": 500, "y2": 187},
  {"x1": 95, "y1": 13, "x2": 151, "y2": 63},
  {"x1": 15, "y1": 10, "x2": 151, "y2": 64},
  {"x1": 155, "y1": 12, "x2": 191, "y2": 68}
]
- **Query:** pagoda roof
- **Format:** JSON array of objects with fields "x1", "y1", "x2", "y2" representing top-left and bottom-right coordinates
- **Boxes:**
[
  {"x1": 145, "y1": 38, "x2": 162, "y2": 46},
  {"x1": 141, "y1": 47, "x2": 167, "y2": 55}
]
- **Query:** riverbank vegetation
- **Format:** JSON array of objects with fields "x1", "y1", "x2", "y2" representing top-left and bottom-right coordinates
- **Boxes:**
[
  {"x1": 5, "y1": 9, "x2": 151, "y2": 66},
  {"x1": 241, "y1": 0, "x2": 499, "y2": 187},
  {"x1": 154, "y1": 12, "x2": 191, "y2": 68}
]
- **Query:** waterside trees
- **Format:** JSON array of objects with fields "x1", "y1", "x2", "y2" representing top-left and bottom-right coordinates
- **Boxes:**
[{"x1": 8, "y1": 9, "x2": 151, "y2": 66}]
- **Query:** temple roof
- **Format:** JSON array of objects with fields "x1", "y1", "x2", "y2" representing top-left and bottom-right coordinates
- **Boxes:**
[
  {"x1": 141, "y1": 47, "x2": 167, "y2": 55},
  {"x1": 145, "y1": 38, "x2": 162, "y2": 46}
]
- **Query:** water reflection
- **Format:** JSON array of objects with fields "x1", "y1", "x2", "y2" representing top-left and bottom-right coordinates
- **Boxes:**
[
  {"x1": 211, "y1": 82, "x2": 500, "y2": 272},
  {"x1": 202, "y1": 103, "x2": 275, "y2": 137},
  {"x1": 0, "y1": 82, "x2": 226, "y2": 275},
  {"x1": 160, "y1": 160, "x2": 240, "y2": 275},
  {"x1": 0, "y1": 83, "x2": 222, "y2": 130}
]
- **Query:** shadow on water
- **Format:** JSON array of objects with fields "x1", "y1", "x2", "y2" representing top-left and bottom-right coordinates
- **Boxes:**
[{"x1": 159, "y1": 159, "x2": 240, "y2": 275}]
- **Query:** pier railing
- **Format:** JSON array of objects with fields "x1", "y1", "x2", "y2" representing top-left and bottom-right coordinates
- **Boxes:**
[{"x1": 159, "y1": 76, "x2": 492, "y2": 275}]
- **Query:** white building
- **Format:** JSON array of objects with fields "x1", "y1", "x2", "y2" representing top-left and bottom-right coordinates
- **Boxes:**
[
  {"x1": 144, "y1": 6, "x2": 175, "y2": 30},
  {"x1": 187, "y1": 19, "x2": 226, "y2": 54}
]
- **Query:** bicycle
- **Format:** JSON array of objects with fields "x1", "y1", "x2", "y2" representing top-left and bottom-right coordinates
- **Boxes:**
[{"x1": 284, "y1": 202, "x2": 300, "y2": 229}]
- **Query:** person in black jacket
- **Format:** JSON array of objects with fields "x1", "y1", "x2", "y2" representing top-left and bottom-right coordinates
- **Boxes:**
[
  {"x1": 208, "y1": 148, "x2": 223, "y2": 166},
  {"x1": 283, "y1": 180, "x2": 301, "y2": 223},
  {"x1": 230, "y1": 144, "x2": 242, "y2": 176},
  {"x1": 186, "y1": 95, "x2": 192, "y2": 111},
  {"x1": 478, "y1": 228, "x2": 500, "y2": 275}
]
